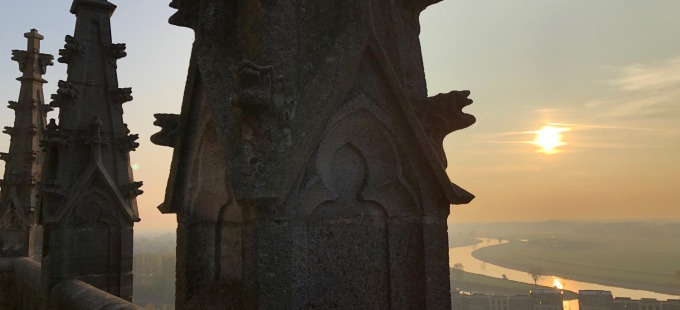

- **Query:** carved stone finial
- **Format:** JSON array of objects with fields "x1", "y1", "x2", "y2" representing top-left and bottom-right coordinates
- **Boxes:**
[
  {"x1": 46, "y1": 118, "x2": 58, "y2": 132},
  {"x1": 24, "y1": 29, "x2": 44, "y2": 40},
  {"x1": 70, "y1": 0, "x2": 117, "y2": 15},
  {"x1": 150, "y1": 113, "x2": 180, "y2": 148}
]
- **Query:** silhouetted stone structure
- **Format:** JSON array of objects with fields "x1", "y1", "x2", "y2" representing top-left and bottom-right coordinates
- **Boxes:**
[
  {"x1": 0, "y1": 29, "x2": 53, "y2": 262},
  {"x1": 39, "y1": 0, "x2": 141, "y2": 301},
  {"x1": 154, "y1": 1, "x2": 475, "y2": 308},
  {"x1": 580, "y1": 290, "x2": 614, "y2": 310}
]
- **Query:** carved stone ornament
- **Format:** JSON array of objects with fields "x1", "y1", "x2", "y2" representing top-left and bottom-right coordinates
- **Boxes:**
[
  {"x1": 168, "y1": 0, "x2": 199, "y2": 29},
  {"x1": 118, "y1": 133, "x2": 140, "y2": 152},
  {"x1": 232, "y1": 60, "x2": 274, "y2": 111},
  {"x1": 50, "y1": 80, "x2": 79, "y2": 109},
  {"x1": 416, "y1": 90, "x2": 476, "y2": 167},
  {"x1": 2, "y1": 127, "x2": 14, "y2": 136},
  {"x1": 120, "y1": 181, "x2": 144, "y2": 199},
  {"x1": 111, "y1": 87, "x2": 133, "y2": 105},
  {"x1": 108, "y1": 43, "x2": 127, "y2": 68},
  {"x1": 37, "y1": 53, "x2": 55, "y2": 74},
  {"x1": 10, "y1": 50, "x2": 29, "y2": 72},
  {"x1": 58, "y1": 35, "x2": 84, "y2": 64},
  {"x1": 150, "y1": 113, "x2": 180, "y2": 147},
  {"x1": 42, "y1": 180, "x2": 66, "y2": 199}
]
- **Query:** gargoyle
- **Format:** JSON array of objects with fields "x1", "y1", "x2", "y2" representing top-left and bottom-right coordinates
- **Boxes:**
[
  {"x1": 151, "y1": 113, "x2": 180, "y2": 148},
  {"x1": 416, "y1": 90, "x2": 476, "y2": 167}
]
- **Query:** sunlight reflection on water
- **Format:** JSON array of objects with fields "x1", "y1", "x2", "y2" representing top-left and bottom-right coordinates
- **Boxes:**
[{"x1": 450, "y1": 239, "x2": 677, "y2": 310}]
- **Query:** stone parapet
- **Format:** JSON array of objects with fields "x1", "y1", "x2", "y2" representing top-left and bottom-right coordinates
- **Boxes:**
[
  {"x1": 0, "y1": 258, "x2": 142, "y2": 310},
  {"x1": 49, "y1": 280, "x2": 143, "y2": 310}
]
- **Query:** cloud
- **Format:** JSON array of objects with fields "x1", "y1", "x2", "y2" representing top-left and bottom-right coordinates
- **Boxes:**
[
  {"x1": 608, "y1": 57, "x2": 680, "y2": 91},
  {"x1": 590, "y1": 56, "x2": 680, "y2": 119}
]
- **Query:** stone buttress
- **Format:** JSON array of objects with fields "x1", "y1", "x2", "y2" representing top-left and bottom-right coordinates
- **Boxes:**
[
  {"x1": 0, "y1": 29, "x2": 53, "y2": 262},
  {"x1": 39, "y1": 0, "x2": 141, "y2": 301},
  {"x1": 154, "y1": 0, "x2": 474, "y2": 308}
]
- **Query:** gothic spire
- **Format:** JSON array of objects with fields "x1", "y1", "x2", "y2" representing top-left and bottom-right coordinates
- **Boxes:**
[
  {"x1": 40, "y1": 0, "x2": 141, "y2": 301},
  {"x1": 0, "y1": 29, "x2": 53, "y2": 260}
]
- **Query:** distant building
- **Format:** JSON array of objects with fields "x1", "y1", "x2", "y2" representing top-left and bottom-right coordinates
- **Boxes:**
[
  {"x1": 639, "y1": 298, "x2": 662, "y2": 310},
  {"x1": 663, "y1": 300, "x2": 680, "y2": 310},
  {"x1": 613, "y1": 297, "x2": 638, "y2": 310},
  {"x1": 452, "y1": 290, "x2": 555, "y2": 310},
  {"x1": 469, "y1": 293, "x2": 492, "y2": 310},
  {"x1": 491, "y1": 294, "x2": 511, "y2": 310},
  {"x1": 579, "y1": 290, "x2": 614, "y2": 310},
  {"x1": 509, "y1": 294, "x2": 531, "y2": 310},
  {"x1": 453, "y1": 289, "x2": 678, "y2": 310},
  {"x1": 530, "y1": 289, "x2": 564, "y2": 310}
]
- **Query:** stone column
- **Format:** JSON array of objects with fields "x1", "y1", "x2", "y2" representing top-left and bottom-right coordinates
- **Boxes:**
[
  {"x1": 39, "y1": 0, "x2": 141, "y2": 301},
  {"x1": 156, "y1": 1, "x2": 474, "y2": 308},
  {"x1": 0, "y1": 29, "x2": 53, "y2": 262}
]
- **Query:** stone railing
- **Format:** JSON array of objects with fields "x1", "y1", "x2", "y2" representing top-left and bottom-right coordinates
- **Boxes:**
[{"x1": 0, "y1": 258, "x2": 143, "y2": 310}]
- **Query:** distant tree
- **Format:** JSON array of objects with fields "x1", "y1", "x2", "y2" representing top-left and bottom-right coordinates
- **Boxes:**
[
  {"x1": 675, "y1": 270, "x2": 680, "y2": 295},
  {"x1": 528, "y1": 267, "x2": 544, "y2": 285},
  {"x1": 452, "y1": 263, "x2": 465, "y2": 282}
]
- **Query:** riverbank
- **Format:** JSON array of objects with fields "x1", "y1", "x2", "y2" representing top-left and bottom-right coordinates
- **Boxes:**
[
  {"x1": 451, "y1": 270, "x2": 578, "y2": 299},
  {"x1": 471, "y1": 238, "x2": 680, "y2": 296},
  {"x1": 450, "y1": 236, "x2": 483, "y2": 248}
]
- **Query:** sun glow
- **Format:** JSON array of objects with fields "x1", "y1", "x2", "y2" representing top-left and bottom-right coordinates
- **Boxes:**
[
  {"x1": 532, "y1": 125, "x2": 569, "y2": 154},
  {"x1": 553, "y1": 278, "x2": 564, "y2": 290}
]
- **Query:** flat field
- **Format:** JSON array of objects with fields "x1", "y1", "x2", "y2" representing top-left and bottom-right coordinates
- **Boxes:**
[{"x1": 471, "y1": 234, "x2": 680, "y2": 295}]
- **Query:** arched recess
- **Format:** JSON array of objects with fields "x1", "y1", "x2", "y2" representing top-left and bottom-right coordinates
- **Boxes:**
[
  {"x1": 66, "y1": 188, "x2": 126, "y2": 295},
  {"x1": 183, "y1": 117, "x2": 244, "y2": 307},
  {"x1": 296, "y1": 96, "x2": 423, "y2": 308}
]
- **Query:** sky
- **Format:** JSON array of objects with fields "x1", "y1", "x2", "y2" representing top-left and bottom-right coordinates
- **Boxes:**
[{"x1": 0, "y1": 1, "x2": 678, "y2": 233}]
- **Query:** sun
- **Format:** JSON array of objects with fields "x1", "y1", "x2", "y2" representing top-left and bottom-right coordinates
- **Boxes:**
[
  {"x1": 532, "y1": 125, "x2": 569, "y2": 154},
  {"x1": 552, "y1": 277, "x2": 564, "y2": 290}
]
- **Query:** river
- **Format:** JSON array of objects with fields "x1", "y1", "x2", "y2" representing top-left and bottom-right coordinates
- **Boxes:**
[{"x1": 449, "y1": 239, "x2": 677, "y2": 310}]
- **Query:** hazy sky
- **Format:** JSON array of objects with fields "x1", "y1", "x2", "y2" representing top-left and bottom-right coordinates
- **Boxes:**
[{"x1": 1, "y1": 1, "x2": 678, "y2": 233}]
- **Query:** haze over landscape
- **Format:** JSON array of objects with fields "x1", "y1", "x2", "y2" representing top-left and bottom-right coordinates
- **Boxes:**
[
  {"x1": 1, "y1": 1, "x2": 678, "y2": 230},
  {"x1": 1, "y1": 1, "x2": 678, "y2": 309}
]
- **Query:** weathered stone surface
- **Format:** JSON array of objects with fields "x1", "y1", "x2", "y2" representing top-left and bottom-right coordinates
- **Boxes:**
[
  {"x1": 156, "y1": 1, "x2": 475, "y2": 308},
  {"x1": 9, "y1": 258, "x2": 44, "y2": 309},
  {"x1": 39, "y1": 0, "x2": 140, "y2": 302},
  {"x1": 0, "y1": 29, "x2": 53, "y2": 262},
  {"x1": 49, "y1": 279, "x2": 143, "y2": 310}
]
